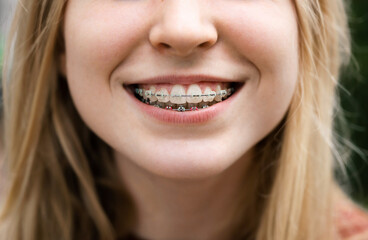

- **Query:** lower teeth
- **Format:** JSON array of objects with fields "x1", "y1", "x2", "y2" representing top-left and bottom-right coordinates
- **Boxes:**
[{"x1": 149, "y1": 101, "x2": 212, "y2": 111}]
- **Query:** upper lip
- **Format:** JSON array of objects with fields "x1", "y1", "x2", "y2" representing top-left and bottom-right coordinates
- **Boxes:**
[{"x1": 124, "y1": 74, "x2": 245, "y2": 85}]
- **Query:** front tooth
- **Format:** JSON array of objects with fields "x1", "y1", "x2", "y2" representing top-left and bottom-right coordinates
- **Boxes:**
[
  {"x1": 170, "y1": 85, "x2": 186, "y2": 104},
  {"x1": 156, "y1": 88, "x2": 170, "y2": 103},
  {"x1": 186, "y1": 84, "x2": 202, "y2": 103},
  {"x1": 203, "y1": 87, "x2": 216, "y2": 102},
  {"x1": 214, "y1": 84, "x2": 222, "y2": 102}
]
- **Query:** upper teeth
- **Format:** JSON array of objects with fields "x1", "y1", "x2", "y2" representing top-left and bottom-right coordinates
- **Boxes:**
[
  {"x1": 186, "y1": 84, "x2": 202, "y2": 103},
  {"x1": 156, "y1": 88, "x2": 170, "y2": 103},
  {"x1": 203, "y1": 87, "x2": 216, "y2": 102},
  {"x1": 135, "y1": 84, "x2": 233, "y2": 104},
  {"x1": 170, "y1": 85, "x2": 186, "y2": 104}
]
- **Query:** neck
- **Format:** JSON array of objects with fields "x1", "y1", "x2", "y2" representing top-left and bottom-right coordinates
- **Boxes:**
[{"x1": 116, "y1": 150, "x2": 255, "y2": 240}]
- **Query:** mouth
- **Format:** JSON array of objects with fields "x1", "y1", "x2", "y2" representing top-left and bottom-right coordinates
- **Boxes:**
[
  {"x1": 124, "y1": 81, "x2": 244, "y2": 112},
  {"x1": 122, "y1": 75, "x2": 245, "y2": 124}
]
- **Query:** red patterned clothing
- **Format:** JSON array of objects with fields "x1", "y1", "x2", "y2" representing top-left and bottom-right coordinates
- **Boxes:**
[{"x1": 336, "y1": 198, "x2": 368, "y2": 240}]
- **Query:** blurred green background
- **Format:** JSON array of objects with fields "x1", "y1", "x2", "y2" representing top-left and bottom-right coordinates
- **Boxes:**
[
  {"x1": 0, "y1": 1, "x2": 367, "y2": 206},
  {"x1": 338, "y1": 2, "x2": 368, "y2": 207}
]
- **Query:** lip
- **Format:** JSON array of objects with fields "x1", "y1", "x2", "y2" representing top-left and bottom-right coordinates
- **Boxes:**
[
  {"x1": 123, "y1": 75, "x2": 244, "y2": 124},
  {"x1": 123, "y1": 74, "x2": 244, "y2": 85}
]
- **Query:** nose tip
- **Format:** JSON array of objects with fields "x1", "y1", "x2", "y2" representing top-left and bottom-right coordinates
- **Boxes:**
[
  {"x1": 150, "y1": 25, "x2": 218, "y2": 57},
  {"x1": 149, "y1": 2, "x2": 218, "y2": 57}
]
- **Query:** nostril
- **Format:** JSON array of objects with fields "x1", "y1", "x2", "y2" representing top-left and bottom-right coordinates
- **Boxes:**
[
  {"x1": 199, "y1": 42, "x2": 211, "y2": 48},
  {"x1": 159, "y1": 42, "x2": 171, "y2": 49},
  {"x1": 157, "y1": 41, "x2": 213, "y2": 55}
]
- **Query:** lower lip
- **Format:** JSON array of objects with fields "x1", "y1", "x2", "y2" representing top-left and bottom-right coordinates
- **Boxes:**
[{"x1": 125, "y1": 85, "x2": 242, "y2": 124}]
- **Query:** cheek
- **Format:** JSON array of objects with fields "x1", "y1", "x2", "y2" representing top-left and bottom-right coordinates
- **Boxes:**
[
  {"x1": 218, "y1": 2, "x2": 299, "y2": 139},
  {"x1": 218, "y1": 3, "x2": 299, "y2": 77},
  {"x1": 63, "y1": 1, "x2": 151, "y2": 82},
  {"x1": 62, "y1": 2, "x2": 153, "y2": 145},
  {"x1": 62, "y1": 2, "x2": 153, "y2": 122}
]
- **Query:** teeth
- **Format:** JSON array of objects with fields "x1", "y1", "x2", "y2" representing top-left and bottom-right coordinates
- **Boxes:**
[
  {"x1": 136, "y1": 88, "x2": 144, "y2": 97},
  {"x1": 150, "y1": 86, "x2": 158, "y2": 102},
  {"x1": 156, "y1": 88, "x2": 170, "y2": 103},
  {"x1": 214, "y1": 84, "x2": 222, "y2": 102},
  {"x1": 156, "y1": 102, "x2": 165, "y2": 108},
  {"x1": 188, "y1": 103, "x2": 197, "y2": 109},
  {"x1": 134, "y1": 83, "x2": 236, "y2": 111},
  {"x1": 143, "y1": 90, "x2": 149, "y2": 100},
  {"x1": 148, "y1": 86, "x2": 157, "y2": 102},
  {"x1": 198, "y1": 102, "x2": 209, "y2": 108},
  {"x1": 219, "y1": 90, "x2": 227, "y2": 98},
  {"x1": 186, "y1": 84, "x2": 202, "y2": 103},
  {"x1": 170, "y1": 85, "x2": 186, "y2": 104},
  {"x1": 203, "y1": 87, "x2": 216, "y2": 102}
]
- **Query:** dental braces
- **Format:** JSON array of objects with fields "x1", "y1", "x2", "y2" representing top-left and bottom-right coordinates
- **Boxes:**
[
  {"x1": 140, "y1": 98, "x2": 214, "y2": 111},
  {"x1": 135, "y1": 88, "x2": 235, "y2": 98},
  {"x1": 153, "y1": 105, "x2": 209, "y2": 112},
  {"x1": 136, "y1": 87, "x2": 235, "y2": 112}
]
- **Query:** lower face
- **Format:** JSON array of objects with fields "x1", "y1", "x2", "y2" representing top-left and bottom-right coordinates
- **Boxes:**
[{"x1": 61, "y1": 0, "x2": 299, "y2": 179}]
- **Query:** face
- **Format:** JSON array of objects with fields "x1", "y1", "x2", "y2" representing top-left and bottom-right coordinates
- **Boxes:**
[{"x1": 61, "y1": 0, "x2": 299, "y2": 179}]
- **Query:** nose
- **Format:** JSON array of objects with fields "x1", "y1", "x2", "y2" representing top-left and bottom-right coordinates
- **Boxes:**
[{"x1": 149, "y1": 0, "x2": 218, "y2": 57}]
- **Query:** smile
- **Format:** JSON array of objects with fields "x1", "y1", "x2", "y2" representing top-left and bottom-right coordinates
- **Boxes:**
[
  {"x1": 131, "y1": 83, "x2": 238, "y2": 112},
  {"x1": 123, "y1": 75, "x2": 245, "y2": 124}
]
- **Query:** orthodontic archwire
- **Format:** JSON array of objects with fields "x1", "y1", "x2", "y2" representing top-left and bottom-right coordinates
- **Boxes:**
[
  {"x1": 135, "y1": 88, "x2": 235, "y2": 98},
  {"x1": 134, "y1": 88, "x2": 235, "y2": 112}
]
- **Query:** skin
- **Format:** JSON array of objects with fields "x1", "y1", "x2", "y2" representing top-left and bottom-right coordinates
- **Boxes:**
[{"x1": 61, "y1": 0, "x2": 299, "y2": 239}]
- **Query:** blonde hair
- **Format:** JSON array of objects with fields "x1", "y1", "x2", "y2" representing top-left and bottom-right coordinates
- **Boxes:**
[{"x1": 0, "y1": 0, "x2": 351, "y2": 239}]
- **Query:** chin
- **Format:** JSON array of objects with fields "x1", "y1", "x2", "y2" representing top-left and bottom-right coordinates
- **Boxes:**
[{"x1": 118, "y1": 141, "x2": 242, "y2": 180}]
